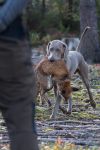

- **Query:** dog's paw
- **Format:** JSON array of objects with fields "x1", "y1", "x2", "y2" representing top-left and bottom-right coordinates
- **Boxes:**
[
  {"x1": 59, "y1": 105, "x2": 72, "y2": 115},
  {"x1": 59, "y1": 106, "x2": 67, "y2": 114}
]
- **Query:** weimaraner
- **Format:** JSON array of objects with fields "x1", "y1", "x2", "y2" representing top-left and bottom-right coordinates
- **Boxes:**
[{"x1": 46, "y1": 27, "x2": 96, "y2": 119}]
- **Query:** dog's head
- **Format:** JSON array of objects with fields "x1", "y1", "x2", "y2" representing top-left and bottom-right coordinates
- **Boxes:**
[
  {"x1": 46, "y1": 40, "x2": 69, "y2": 62},
  {"x1": 57, "y1": 80, "x2": 72, "y2": 100}
]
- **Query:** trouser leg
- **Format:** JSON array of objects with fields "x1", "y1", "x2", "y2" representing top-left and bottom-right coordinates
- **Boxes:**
[
  {"x1": 0, "y1": 38, "x2": 39, "y2": 150},
  {"x1": 1, "y1": 84, "x2": 39, "y2": 150}
]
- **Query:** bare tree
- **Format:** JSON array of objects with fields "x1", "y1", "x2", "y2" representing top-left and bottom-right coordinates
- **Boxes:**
[
  {"x1": 79, "y1": 0, "x2": 100, "y2": 63},
  {"x1": 68, "y1": 0, "x2": 73, "y2": 27},
  {"x1": 41, "y1": 0, "x2": 46, "y2": 18}
]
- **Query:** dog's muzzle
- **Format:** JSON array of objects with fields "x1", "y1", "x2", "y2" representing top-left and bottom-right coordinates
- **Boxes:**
[{"x1": 48, "y1": 56, "x2": 55, "y2": 62}]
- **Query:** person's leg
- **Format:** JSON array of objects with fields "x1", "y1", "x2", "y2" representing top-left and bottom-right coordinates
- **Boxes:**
[
  {"x1": 0, "y1": 38, "x2": 39, "y2": 150},
  {"x1": 1, "y1": 90, "x2": 39, "y2": 150}
]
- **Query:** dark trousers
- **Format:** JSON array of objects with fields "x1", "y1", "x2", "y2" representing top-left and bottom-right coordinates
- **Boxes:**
[{"x1": 0, "y1": 37, "x2": 39, "y2": 150}]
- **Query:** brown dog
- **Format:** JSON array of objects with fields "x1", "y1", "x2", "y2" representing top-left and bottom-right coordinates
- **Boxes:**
[
  {"x1": 35, "y1": 56, "x2": 70, "y2": 80},
  {"x1": 35, "y1": 56, "x2": 73, "y2": 118},
  {"x1": 33, "y1": 63, "x2": 53, "y2": 106}
]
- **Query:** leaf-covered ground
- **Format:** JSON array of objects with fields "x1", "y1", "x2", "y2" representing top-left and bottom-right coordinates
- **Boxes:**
[
  {"x1": 0, "y1": 64, "x2": 100, "y2": 150},
  {"x1": 35, "y1": 64, "x2": 100, "y2": 150}
]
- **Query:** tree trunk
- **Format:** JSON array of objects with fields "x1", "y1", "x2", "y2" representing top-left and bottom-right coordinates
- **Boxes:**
[
  {"x1": 41, "y1": 0, "x2": 46, "y2": 19},
  {"x1": 25, "y1": 1, "x2": 34, "y2": 31},
  {"x1": 79, "y1": 0, "x2": 100, "y2": 63},
  {"x1": 68, "y1": 0, "x2": 73, "y2": 15}
]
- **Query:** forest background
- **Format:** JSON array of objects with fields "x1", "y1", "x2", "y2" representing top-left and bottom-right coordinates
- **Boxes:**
[{"x1": 26, "y1": 0, "x2": 100, "y2": 63}]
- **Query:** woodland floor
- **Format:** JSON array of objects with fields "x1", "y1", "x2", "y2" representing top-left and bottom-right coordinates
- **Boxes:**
[{"x1": 0, "y1": 48, "x2": 100, "y2": 150}]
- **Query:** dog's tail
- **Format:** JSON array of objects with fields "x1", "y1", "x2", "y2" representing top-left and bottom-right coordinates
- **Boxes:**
[{"x1": 76, "y1": 26, "x2": 91, "y2": 51}]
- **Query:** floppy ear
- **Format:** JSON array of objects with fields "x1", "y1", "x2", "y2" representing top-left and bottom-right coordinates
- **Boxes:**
[
  {"x1": 72, "y1": 86, "x2": 80, "y2": 92},
  {"x1": 62, "y1": 42, "x2": 69, "y2": 62},
  {"x1": 46, "y1": 42, "x2": 51, "y2": 56}
]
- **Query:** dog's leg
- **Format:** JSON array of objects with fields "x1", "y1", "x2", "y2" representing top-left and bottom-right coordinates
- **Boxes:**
[
  {"x1": 79, "y1": 64, "x2": 96, "y2": 108},
  {"x1": 82, "y1": 77, "x2": 96, "y2": 108},
  {"x1": 50, "y1": 94, "x2": 61, "y2": 119},
  {"x1": 67, "y1": 96, "x2": 72, "y2": 114},
  {"x1": 59, "y1": 96, "x2": 72, "y2": 115},
  {"x1": 49, "y1": 81, "x2": 62, "y2": 119},
  {"x1": 44, "y1": 93, "x2": 52, "y2": 107},
  {"x1": 39, "y1": 88, "x2": 45, "y2": 105},
  {"x1": 39, "y1": 88, "x2": 52, "y2": 107}
]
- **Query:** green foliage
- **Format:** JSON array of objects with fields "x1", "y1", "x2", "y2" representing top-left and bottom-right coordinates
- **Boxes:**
[
  {"x1": 27, "y1": 0, "x2": 80, "y2": 38},
  {"x1": 96, "y1": 0, "x2": 100, "y2": 35},
  {"x1": 26, "y1": 0, "x2": 100, "y2": 44},
  {"x1": 41, "y1": 34, "x2": 52, "y2": 43},
  {"x1": 30, "y1": 32, "x2": 41, "y2": 45}
]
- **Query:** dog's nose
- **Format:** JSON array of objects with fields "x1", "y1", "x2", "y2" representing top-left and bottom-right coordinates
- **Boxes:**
[{"x1": 48, "y1": 57, "x2": 55, "y2": 62}]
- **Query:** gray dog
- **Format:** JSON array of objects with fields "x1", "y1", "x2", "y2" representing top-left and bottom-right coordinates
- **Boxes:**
[
  {"x1": 62, "y1": 37, "x2": 80, "y2": 51},
  {"x1": 46, "y1": 34, "x2": 96, "y2": 119}
]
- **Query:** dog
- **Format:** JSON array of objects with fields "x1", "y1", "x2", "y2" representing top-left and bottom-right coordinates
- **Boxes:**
[
  {"x1": 35, "y1": 57, "x2": 70, "y2": 107},
  {"x1": 35, "y1": 57, "x2": 70, "y2": 80},
  {"x1": 35, "y1": 57, "x2": 80, "y2": 118},
  {"x1": 62, "y1": 37, "x2": 80, "y2": 51},
  {"x1": 33, "y1": 63, "x2": 53, "y2": 107},
  {"x1": 46, "y1": 26, "x2": 96, "y2": 118}
]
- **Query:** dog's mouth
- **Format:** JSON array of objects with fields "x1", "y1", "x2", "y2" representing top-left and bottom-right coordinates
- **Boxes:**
[
  {"x1": 49, "y1": 58, "x2": 55, "y2": 62},
  {"x1": 48, "y1": 55, "x2": 63, "y2": 62},
  {"x1": 48, "y1": 57, "x2": 61, "y2": 62}
]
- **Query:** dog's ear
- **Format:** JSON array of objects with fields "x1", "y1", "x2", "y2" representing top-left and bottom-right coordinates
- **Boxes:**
[
  {"x1": 72, "y1": 87, "x2": 80, "y2": 92},
  {"x1": 62, "y1": 42, "x2": 69, "y2": 62},
  {"x1": 46, "y1": 42, "x2": 51, "y2": 56}
]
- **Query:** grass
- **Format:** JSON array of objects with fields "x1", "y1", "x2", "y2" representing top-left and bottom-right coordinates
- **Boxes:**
[
  {"x1": 36, "y1": 64, "x2": 100, "y2": 149},
  {"x1": 0, "y1": 65, "x2": 100, "y2": 150}
]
